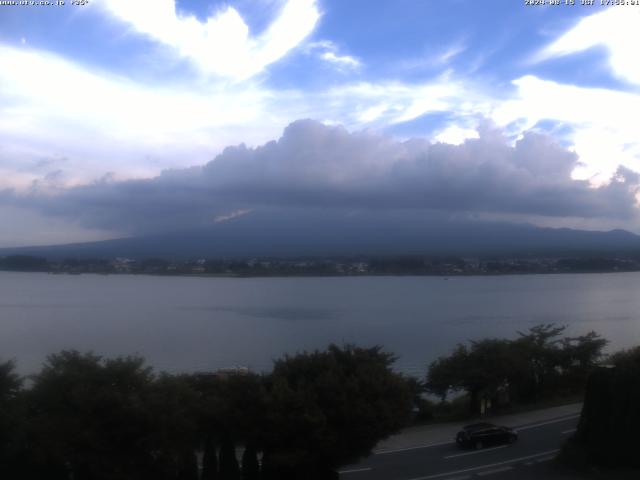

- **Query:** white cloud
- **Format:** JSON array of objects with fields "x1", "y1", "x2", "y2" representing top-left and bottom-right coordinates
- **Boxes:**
[
  {"x1": 322, "y1": 76, "x2": 491, "y2": 128},
  {"x1": 438, "y1": 44, "x2": 466, "y2": 64},
  {"x1": 0, "y1": 42, "x2": 487, "y2": 190},
  {"x1": 394, "y1": 42, "x2": 467, "y2": 74},
  {"x1": 534, "y1": 8, "x2": 640, "y2": 86},
  {"x1": 320, "y1": 50, "x2": 361, "y2": 69},
  {"x1": 0, "y1": 44, "x2": 285, "y2": 187},
  {"x1": 433, "y1": 125, "x2": 479, "y2": 145},
  {"x1": 357, "y1": 104, "x2": 390, "y2": 123},
  {"x1": 98, "y1": 0, "x2": 320, "y2": 80},
  {"x1": 492, "y1": 75, "x2": 640, "y2": 182},
  {"x1": 3, "y1": 39, "x2": 638, "y2": 197},
  {"x1": 306, "y1": 40, "x2": 361, "y2": 70},
  {"x1": 3, "y1": 1, "x2": 640, "y2": 208}
]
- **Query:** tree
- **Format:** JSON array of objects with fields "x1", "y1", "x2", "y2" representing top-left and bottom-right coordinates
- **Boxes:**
[
  {"x1": 0, "y1": 255, "x2": 49, "y2": 272},
  {"x1": 191, "y1": 372, "x2": 267, "y2": 480},
  {"x1": 464, "y1": 339, "x2": 515, "y2": 413},
  {"x1": 426, "y1": 344, "x2": 468, "y2": 402},
  {"x1": 145, "y1": 373, "x2": 200, "y2": 479},
  {"x1": 561, "y1": 331, "x2": 608, "y2": 370},
  {"x1": 201, "y1": 437, "x2": 219, "y2": 480},
  {"x1": 512, "y1": 324, "x2": 567, "y2": 401},
  {"x1": 261, "y1": 344, "x2": 412, "y2": 479},
  {"x1": 177, "y1": 451, "x2": 199, "y2": 480},
  {"x1": 241, "y1": 444, "x2": 260, "y2": 480},
  {"x1": 425, "y1": 324, "x2": 604, "y2": 414},
  {"x1": 24, "y1": 351, "x2": 157, "y2": 479},
  {"x1": 219, "y1": 438, "x2": 240, "y2": 480},
  {"x1": 609, "y1": 345, "x2": 640, "y2": 367},
  {"x1": 426, "y1": 340, "x2": 515, "y2": 414},
  {"x1": 0, "y1": 360, "x2": 24, "y2": 476},
  {"x1": 559, "y1": 331, "x2": 608, "y2": 392},
  {"x1": 24, "y1": 350, "x2": 200, "y2": 480},
  {"x1": 0, "y1": 360, "x2": 21, "y2": 399},
  {"x1": 566, "y1": 346, "x2": 640, "y2": 468}
]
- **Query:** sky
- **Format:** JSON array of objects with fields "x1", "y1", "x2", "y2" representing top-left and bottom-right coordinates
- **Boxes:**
[{"x1": 1, "y1": 0, "x2": 639, "y2": 246}]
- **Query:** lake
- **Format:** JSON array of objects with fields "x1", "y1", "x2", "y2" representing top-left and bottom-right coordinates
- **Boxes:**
[{"x1": 1, "y1": 271, "x2": 639, "y2": 377}]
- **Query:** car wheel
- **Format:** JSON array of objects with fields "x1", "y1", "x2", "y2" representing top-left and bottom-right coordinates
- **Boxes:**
[{"x1": 474, "y1": 441, "x2": 483, "y2": 450}]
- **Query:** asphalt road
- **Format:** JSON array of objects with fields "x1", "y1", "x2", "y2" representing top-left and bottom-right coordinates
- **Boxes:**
[{"x1": 339, "y1": 413, "x2": 580, "y2": 480}]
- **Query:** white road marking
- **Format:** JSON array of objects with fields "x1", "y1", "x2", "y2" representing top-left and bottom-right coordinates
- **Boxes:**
[
  {"x1": 477, "y1": 466, "x2": 514, "y2": 476},
  {"x1": 404, "y1": 449, "x2": 560, "y2": 480},
  {"x1": 444, "y1": 445, "x2": 509, "y2": 459},
  {"x1": 338, "y1": 467, "x2": 372, "y2": 474},
  {"x1": 516, "y1": 414, "x2": 580, "y2": 431},
  {"x1": 561, "y1": 428, "x2": 577, "y2": 435},
  {"x1": 375, "y1": 441, "x2": 451, "y2": 455}
]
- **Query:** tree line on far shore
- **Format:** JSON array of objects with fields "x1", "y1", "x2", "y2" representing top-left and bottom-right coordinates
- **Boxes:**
[{"x1": 0, "y1": 324, "x2": 628, "y2": 479}]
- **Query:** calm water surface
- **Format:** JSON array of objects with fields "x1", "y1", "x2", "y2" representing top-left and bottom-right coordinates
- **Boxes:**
[{"x1": 1, "y1": 271, "x2": 639, "y2": 376}]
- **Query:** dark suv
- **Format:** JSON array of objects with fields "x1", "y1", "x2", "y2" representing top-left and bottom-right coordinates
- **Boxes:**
[{"x1": 455, "y1": 422, "x2": 518, "y2": 449}]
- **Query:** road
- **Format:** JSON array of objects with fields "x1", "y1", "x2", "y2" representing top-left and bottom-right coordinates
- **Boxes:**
[{"x1": 339, "y1": 410, "x2": 580, "y2": 480}]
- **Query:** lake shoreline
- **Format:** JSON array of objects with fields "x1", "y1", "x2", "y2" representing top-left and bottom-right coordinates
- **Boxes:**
[{"x1": 2, "y1": 268, "x2": 639, "y2": 279}]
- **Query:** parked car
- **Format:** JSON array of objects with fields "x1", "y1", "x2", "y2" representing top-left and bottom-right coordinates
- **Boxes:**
[{"x1": 455, "y1": 422, "x2": 518, "y2": 449}]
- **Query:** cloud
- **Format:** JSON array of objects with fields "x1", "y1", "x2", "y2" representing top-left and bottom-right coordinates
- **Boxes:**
[
  {"x1": 0, "y1": 43, "x2": 483, "y2": 190},
  {"x1": 98, "y1": 0, "x2": 320, "y2": 80},
  {"x1": 307, "y1": 40, "x2": 361, "y2": 70},
  {"x1": 492, "y1": 75, "x2": 640, "y2": 182},
  {"x1": 433, "y1": 125, "x2": 479, "y2": 145},
  {"x1": 3, "y1": 3, "x2": 640, "y2": 215},
  {"x1": 3, "y1": 41, "x2": 638, "y2": 202},
  {"x1": 11, "y1": 120, "x2": 639, "y2": 238},
  {"x1": 320, "y1": 50, "x2": 361, "y2": 69},
  {"x1": 0, "y1": 206, "x2": 111, "y2": 247},
  {"x1": 0, "y1": 44, "x2": 284, "y2": 187},
  {"x1": 323, "y1": 75, "x2": 487, "y2": 126},
  {"x1": 534, "y1": 8, "x2": 640, "y2": 86},
  {"x1": 396, "y1": 42, "x2": 467, "y2": 72}
]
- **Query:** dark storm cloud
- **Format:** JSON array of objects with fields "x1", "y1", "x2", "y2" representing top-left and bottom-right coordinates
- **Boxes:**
[{"x1": 10, "y1": 120, "x2": 640, "y2": 235}]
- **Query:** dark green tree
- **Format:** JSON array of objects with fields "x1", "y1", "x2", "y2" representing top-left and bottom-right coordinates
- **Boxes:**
[
  {"x1": 0, "y1": 360, "x2": 24, "y2": 476},
  {"x1": 559, "y1": 331, "x2": 608, "y2": 392},
  {"x1": 145, "y1": 373, "x2": 200, "y2": 479},
  {"x1": 512, "y1": 324, "x2": 567, "y2": 401},
  {"x1": 426, "y1": 325, "x2": 604, "y2": 414},
  {"x1": 241, "y1": 444, "x2": 260, "y2": 480},
  {"x1": 24, "y1": 351, "x2": 200, "y2": 480},
  {"x1": 201, "y1": 437, "x2": 219, "y2": 480},
  {"x1": 426, "y1": 344, "x2": 469, "y2": 402},
  {"x1": 426, "y1": 340, "x2": 515, "y2": 414},
  {"x1": 177, "y1": 451, "x2": 199, "y2": 480},
  {"x1": 565, "y1": 346, "x2": 640, "y2": 469},
  {"x1": 191, "y1": 372, "x2": 266, "y2": 480},
  {"x1": 261, "y1": 344, "x2": 412, "y2": 479},
  {"x1": 0, "y1": 255, "x2": 49, "y2": 271},
  {"x1": 219, "y1": 437, "x2": 240, "y2": 480},
  {"x1": 561, "y1": 331, "x2": 608, "y2": 370},
  {"x1": 465, "y1": 339, "x2": 515, "y2": 413},
  {"x1": 25, "y1": 351, "x2": 157, "y2": 479}
]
